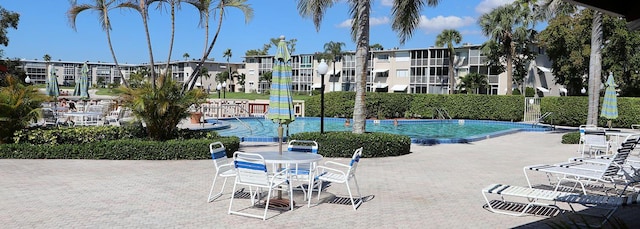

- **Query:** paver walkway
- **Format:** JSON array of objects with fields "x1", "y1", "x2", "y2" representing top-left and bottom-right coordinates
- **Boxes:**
[{"x1": 1, "y1": 131, "x2": 639, "y2": 228}]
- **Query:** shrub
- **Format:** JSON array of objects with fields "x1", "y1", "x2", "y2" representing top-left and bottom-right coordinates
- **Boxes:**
[
  {"x1": 0, "y1": 75, "x2": 48, "y2": 143},
  {"x1": 561, "y1": 132, "x2": 580, "y2": 144},
  {"x1": 289, "y1": 131, "x2": 411, "y2": 158},
  {"x1": 0, "y1": 137, "x2": 240, "y2": 160}
]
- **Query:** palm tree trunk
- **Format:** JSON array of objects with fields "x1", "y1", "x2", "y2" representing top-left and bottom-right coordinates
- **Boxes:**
[
  {"x1": 352, "y1": 0, "x2": 370, "y2": 134},
  {"x1": 587, "y1": 12, "x2": 603, "y2": 126},
  {"x1": 183, "y1": 4, "x2": 225, "y2": 94},
  {"x1": 164, "y1": 1, "x2": 176, "y2": 81},
  {"x1": 505, "y1": 39, "x2": 514, "y2": 95},
  {"x1": 104, "y1": 15, "x2": 129, "y2": 88},
  {"x1": 142, "y1": 11, "x2": 156, "y2": 89},
  {"x1": 448, "y1": 49, "x2": 455, "y2": 94}
]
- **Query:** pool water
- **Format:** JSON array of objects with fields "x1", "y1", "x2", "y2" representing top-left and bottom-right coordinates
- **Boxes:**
[{"x1": 211, "y1": 117, "x2": 550, "y2": 144}]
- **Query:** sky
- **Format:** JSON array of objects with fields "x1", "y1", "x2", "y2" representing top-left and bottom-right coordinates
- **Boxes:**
[{"x1": 1, "y1": 0, "x2": 517, "y2": 64}]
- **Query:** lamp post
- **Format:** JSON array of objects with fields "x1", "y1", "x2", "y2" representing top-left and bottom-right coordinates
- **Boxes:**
[
  {"x1": 317, "y1": 59, "x2": 329, "y2": 134},
  {"x1": 222, "y1": 82, "x2": 227, "y2": 99},
  {"x1": 25, "y1": 75, "x2": 31, "y2": 84},
  {"x1": 216, "y1": 83, "x2": 222, "y2": 99}
]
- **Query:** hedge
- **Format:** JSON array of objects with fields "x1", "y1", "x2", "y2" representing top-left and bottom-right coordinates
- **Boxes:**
[
  {"x1": 290, "y1": 131, "x2": 411, "y2": 158},
  {"x1": 0, "y1": 137, "x2": 241, "y2": 160},
  {"x1": 541, "y1": 97, "x2": 640, "y2": 128}
]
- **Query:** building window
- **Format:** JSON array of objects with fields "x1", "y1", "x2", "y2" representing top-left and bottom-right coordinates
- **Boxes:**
[{"x1": 396, "y1": 69, "x2": 408, "y2": 77}]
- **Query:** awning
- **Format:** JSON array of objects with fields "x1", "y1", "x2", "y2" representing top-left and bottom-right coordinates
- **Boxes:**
[
  {"x1": 391, "y1": 84, "x2": 408, "y2": 91},
  {"x1": 373, "y1": 69, "x2": 389, "y2": 73},
  {"x1": 537, "y1": 66, "x2": 551, "y2": 73},
  {"x1": 374, "y1": 83, "x2": 389, "y2": 89},
  {"x1": 312, "y1": 83, "x2": 322, "y2": 89},
  {"x1": 536, "y1": 86, "x2": 550, "y2": 93}
]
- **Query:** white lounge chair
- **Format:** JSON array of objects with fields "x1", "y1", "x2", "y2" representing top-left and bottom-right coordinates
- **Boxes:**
[
  {"x1": 286, "y1": 140, "x2": 319, "y2": 200},
  {"x1": 482, "y1": 183, "x2": 640, "y2": 227},
  {"x1": 579, "y1": 127, "x2": 611, "y2": 157},
  {"x1": 207, "y1": 142, "x2": 235, "y2": 202},
  {"x1": 309, "y1": 147, "x2": 363, "y2": 210},
  {"x1": 228, "y1": 151, "x2": 293, "y2": 220},
  {"x1": 524, "y1": 134, "x2": 640, "y2": 195}
]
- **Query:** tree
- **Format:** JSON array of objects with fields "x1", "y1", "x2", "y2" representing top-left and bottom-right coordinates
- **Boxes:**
[
  {"x1": 297, "y1": 0, "x2": 442, "y2": 134},
  {"x1": 370, "y1": 43, "x2": 383, "y2": 51},
  {"x1": 323, "y1": 41, "x2": 345, "y2": 81},
  {"x1": 223, "y1": 48, "x2": 232, "y2": 87},
  {"x1": 183, "y1": 52, "x2": 190, "y2": 60},
  {"x1": 118, "y1": 0, "x2": 157, "y2": 89},
  {"x1": 181, "y1": 0, "x2": 253, "y2": 93},
  {"x1": 0, "y1": 75, "x2": 47, "y2": 143},
  {"x1": 148, "y1": 0, "x2": 181, "y2": 73},
  {"x1": 43, "y1": 54, "x2": 52, "y2": 82},
  {"x1": 435, "y1": 29, "x2": 461, "y2": 94},
  {"x1": 0, "y1": 6, "x2": 19, "y2": 49},
  {"x1": 457, "y1": 72, "x2": 488, "y2": 94},
  {"x1": 67, "y1": 0, "x2": 129, "y2": 87},
  {"x1": 478, "y1": 4, "x2": 530, "y2": 95}
]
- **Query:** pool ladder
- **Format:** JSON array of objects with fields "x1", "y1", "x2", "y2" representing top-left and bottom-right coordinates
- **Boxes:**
[{"x1": 435, "y1": 108, "x2": 451, "y2": 119}]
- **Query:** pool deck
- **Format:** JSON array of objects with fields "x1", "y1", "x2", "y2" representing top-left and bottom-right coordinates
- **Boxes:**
[{"x1": 2, "y1": 131, "x2": 640, "y2": 228}]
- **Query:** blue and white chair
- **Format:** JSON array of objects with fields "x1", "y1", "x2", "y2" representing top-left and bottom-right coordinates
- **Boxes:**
[
  {"x1": 207, "y1": 142, "x2": 235, "y2": 202},
  {"x1": 287, "y1": 140, "x2": 319, "y2": 199},
  {"x1": 309, "y1": 147, "x2": 363, "y2": 210},
  {"x1": 228, "y1": 151, "x2": 293, "y2": 220}
]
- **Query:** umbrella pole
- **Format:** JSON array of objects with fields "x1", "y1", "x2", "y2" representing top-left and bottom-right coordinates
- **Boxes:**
[{"x1": 277, "y1": 124, "x2": 283, "y2": 199}]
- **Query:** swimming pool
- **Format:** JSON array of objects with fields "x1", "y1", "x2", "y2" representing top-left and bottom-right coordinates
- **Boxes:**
[{"x1": 209, "y1": 117, "x2": 551, "y2": 144}]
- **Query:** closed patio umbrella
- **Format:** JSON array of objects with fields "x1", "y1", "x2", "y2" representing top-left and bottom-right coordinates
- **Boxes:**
[
  {"x1": 600, "y1": 72, "x2": 618, "y2": 128},
  {"x1": 79, "y1": 62, "x2": 90, "y2": 100},
  {"x1": 266, "y1": 36, "x2": 295, "y2": 205},
  {"x1": 46, "y1": 67, "x2": 60, "y2": 121}
]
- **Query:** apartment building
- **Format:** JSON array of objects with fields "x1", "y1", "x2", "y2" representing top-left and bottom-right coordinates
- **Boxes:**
[{"x1": 241, "y1": 44, "x2": 560, "y2": 96}]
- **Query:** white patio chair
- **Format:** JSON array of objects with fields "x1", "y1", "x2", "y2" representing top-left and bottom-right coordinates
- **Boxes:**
[
  {"x1": 524, "y1": 134, "x2": 640, "y2": 195},
  {"x1": 579, "y1": 125, "x2": 611, "y2": 157},
  {"x1": 207, "y1": 142, "x2": 235, "y2": 202},
  {"x1": 309, "y1": 147, "x2": 363, "y2": 210},
  {"x1": 228, "y1": 151, "x2": 293, "y2": 220},
  {"x1": 286, "y1": 140, "x2": 319, "y2": 200},
  {"x1": 41, "y1": 108, "x2": 61, "y2": 126}
]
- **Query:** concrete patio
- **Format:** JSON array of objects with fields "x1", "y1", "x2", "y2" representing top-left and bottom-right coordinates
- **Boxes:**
[{"x1": 1, "y1": 131, "x2": 639, "y2": 228}]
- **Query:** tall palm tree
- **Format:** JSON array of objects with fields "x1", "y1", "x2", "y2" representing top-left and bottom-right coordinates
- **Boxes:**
[
  {"x1": 323, "y1": 41, "x2": 345, "y2": 91},
  {"x1": 67, "y1": 0, "x2": 129, "y2": 88},
  {"x1": 181, "y1": 0, "x2": 253, "y2": 93},
  {"x1": 435, "y1": 29, "x2": 462, "y2": 94},
  {"x1": 223, "y1": 48, "x2": 232, "y2": 89},
  {"x1": 119, "y1": 0, "x2": 157, "y2": 89},
  {"x1": 183, "y1": 52, "x2": 190, "y2": 60},
  {"x1": 148, "y1": 0, "x2": 182, "y2": 75},
  {"x1": 297, "y1": 0, "x2": 441, "y2": 134},
  {"x1": 43, "y1": 54, "x2": 51, "y2": 79}
]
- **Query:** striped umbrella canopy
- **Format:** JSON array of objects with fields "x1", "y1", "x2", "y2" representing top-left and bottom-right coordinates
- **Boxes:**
[
  {"x1": 600, "y1": 72, "x2": 618, "y2": 120},
  {"x1": 79, "y1": 62, "x2": 90, "y2": 99},
  {"x1": 46, "y1": 67, "x2": 60, "y2": 97},
  {"x1": 267, "y1": 36, "x2": 295, "y2": 155}
]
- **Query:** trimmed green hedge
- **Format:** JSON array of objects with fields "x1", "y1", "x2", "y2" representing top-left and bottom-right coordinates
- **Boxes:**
[
  {"x1": 541, "y1": 97, "x2": 640, "y2": 128},
  {"x1": 0, "y1": 137, "x2": 240, "y2": 160},
  {"x1": 561, "y1": 132, "x2": 580, "y2": 144},
  {"x1": 305, "y1": 92, "x2": 524, "y2": 121},
  {"x1": 290, "y1": 131, "x2": 411, "y2": 158}
]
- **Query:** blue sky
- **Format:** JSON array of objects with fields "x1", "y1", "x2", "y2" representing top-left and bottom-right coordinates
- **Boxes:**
[{"x1": 2, "y1": 0, "x2": 516, "y2": 64}]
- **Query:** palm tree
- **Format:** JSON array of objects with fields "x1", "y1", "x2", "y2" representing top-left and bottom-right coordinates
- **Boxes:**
[
  {"x1": 297, "y1": 0, "x2": 442, "y2": 134},
  {"x1": 478, "y1": 4, "x2": 525, "y2": 95},
  {"x1": 323, "y1": 41, "x2": 345, "y2": 91},
  {"x1": 181, "y1": 0, "x2": 253, "y2": 93},
  {"x1": 148, "y1": 0, "x2": 181, "y2": 74},
  {"x1": 119, "y1": 0, "x2": 157, "y2": 89},
  {"x1": 223, "y1": 48, "x2": 232, "y2": 90},
  {"x1": 67, "y1": 0, "x2": 129, "y2": 88},
  {"x1": 183, "y1": 52, "x2": 190, "y2": 60},
  {"x1": 43, "y1": 54, "x2": 51, "y2": 80},
  {"x1": 370, "y1": 43, "x2": 384, "y2": 51},
  {"x1": 435, "y1": 29, "x2": 462, "y2": 94},
  {"x1": 457, "y1": 72, "x2": 488, "y2": 94}
]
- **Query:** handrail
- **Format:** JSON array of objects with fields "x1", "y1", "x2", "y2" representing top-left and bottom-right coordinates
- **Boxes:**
[{"x1": 434, "y1": 108, "x2": 451, "y2": 119}]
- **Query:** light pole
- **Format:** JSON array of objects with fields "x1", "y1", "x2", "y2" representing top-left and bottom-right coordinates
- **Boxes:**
[
  {"x1": 222, "y1": 82, "x2": 227, "y2": 98},
  {"x1": 317, "y1": 59, "x2": 329, "y2": 134},
  {"x1": 25, "y1": 75, "x2": 31, "y2": 84},
  {"x1": 216, "y1": 83, "x2": 222, "y2": 99}
]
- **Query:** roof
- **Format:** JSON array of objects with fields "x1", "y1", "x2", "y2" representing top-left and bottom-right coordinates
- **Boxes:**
[{"x1": 565, "y1": 0, "x2": 640, "y2": 30}]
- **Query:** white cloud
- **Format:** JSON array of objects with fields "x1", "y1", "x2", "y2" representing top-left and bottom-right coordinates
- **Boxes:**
[
  {"x1": 475, "y1": 0, "x2": 514, "y2": 14},
  {"x1": 418, "y1": 15, "x2": 476, "y2": 33},
  {"x1": 380, "y1": 0, "x2": 393, "y2": 7},
  {"x1": 337, "y1": 16, "x2": 389, "y2": 28}
]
